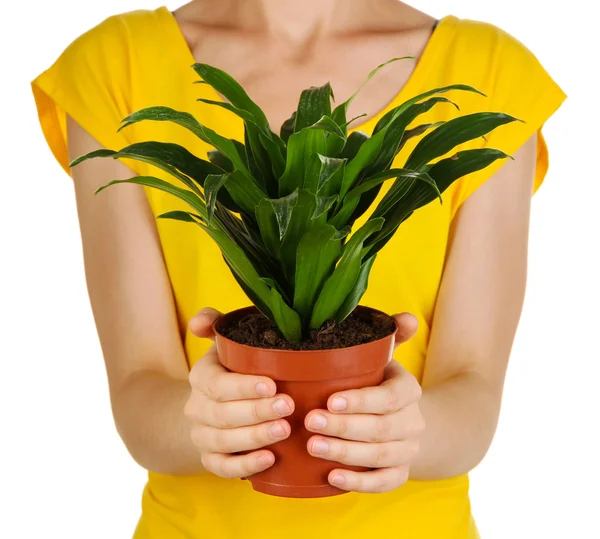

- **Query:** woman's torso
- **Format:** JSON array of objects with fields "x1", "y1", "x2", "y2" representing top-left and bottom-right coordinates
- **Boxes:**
[{"x1": 32, "y1": 3, "x2": 565, "y2": 537}]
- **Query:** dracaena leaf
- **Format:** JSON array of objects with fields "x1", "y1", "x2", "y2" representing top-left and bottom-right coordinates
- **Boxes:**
[
  {"x1": 332, "y1": 57, "x2": 413, "y2": 130},
  {"x1": 192, "y1": 63, "x2": 269, "y2": 127},
  {"x1": 405, "y1": 112, "x2": 521, "y2": 170},
  {"x1": 294, "y1": 83, "x2": 334, "y2": 132},
  {"x1": 280, "y1": 112, "x2": 296, "y2": 143},
  {"x1": 223, "y1": 170, "x2": 267, "y2": 215},
  {"x1": 294, "y1": 225, "x2": 343, "y2": 323},
  {"x1": 118, "y1": 106, "x2": 251, "y2": 177},
  {"x1": 335, "y1": 255, "x2": 376, "y2": 323},
  {"x1": 310, "y1": 218, "x2": 384, "y2": 329},
  {"x1": 204, "y1": 173, "x2": 229, "y2": 223},
  {"x1": 95, "y1": 176, "x2": 208, "y2": 221},
  {"x1": 156, "y1": 210, "x2": 204, "y2": 223},
  {"x1": 340, "y1": 131, "x2": 369, "y2": 161},
  {"x1": 279, "y1": 129, "x2": 327, "y2": 196}
]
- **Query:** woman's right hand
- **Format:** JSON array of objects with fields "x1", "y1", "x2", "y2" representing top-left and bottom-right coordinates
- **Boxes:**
[{"x1": 183, "y1": 308, "x2": 294, "y2": 479}]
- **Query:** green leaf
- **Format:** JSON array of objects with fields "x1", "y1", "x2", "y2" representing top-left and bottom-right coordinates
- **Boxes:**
[
  {"x1": 269, "y1": 287, "x2": 303, "y2": 343},
  {"x1": 208, "y1": 149, "x2": 233, "y2": 172},
  {"x1": 310, "y1": 218, "x2": 384, "y2": 329},
  {"x1": 156, "y1": 210, "x2": 203, "y2": 223},
  {"x1": 204, "y1": 173, "x2": 229, "y2": 223},
  {"x1": 294, "y1": 83, "x2": 334, "y2": 132},
  {"x1": 198, "y1": 225, "x2": 300, "y2": 342},
  {"x1": 314, "y1": 194, "x2": 338, "y2": 219},
  {"x1": 398, "y1": 122, "x2": 445, "y2": 152},
  {"x1": 95, "y1": 176, "x2": 208, "y2": 221},
  {"x1": 192, "y1": 63, "x2": 269, "y2": 127},
  {"x1": 405, "y1": 112, "x2": 521, "y2": 170},
  {"x1": 279, "y1": 190, "x2": 319, "y2": 281},
  {"x1": 280, "y1": 112, "x2": 296, "y2": 144},
  {"x1": 269, "y1": 190, "x2": 299, "y2": 240},
  {"x1": 332, "y1": 57, "x2": 413, "y2": 129},
  {"x1": 255, "y1": 199, "x2": 283, "y2": 260},
  {"x1": 70, "y1": 143, "x2": 203, "y2": 196},
  {"x1": 197, "y1": 98, "x2": 258, "y2": 125},
  {"x1": 366, "y1": 148, "x2": 512, "y2": 257},
  {"x1": 307, "y1": 115, "x2": 346, "y2": 156},
  {"x1": 335, "y1": 255, "x2": 376, "y2": 323},
  {"x1": 259, "y1": 132, "x2": 286, "y2": 184},
  {"x1": 278, "y1": 129, "x2": 327, "y2": 196},
  {"x1": 302, "y1": 155, "x2": 345, "y2": 195},
  {"x1": 118, "y1": 106, "x2": 251, "y2": 177},
  {"x1": 294, "y1": 225, "x2": 343, "y2": 323},
  {"x1": 330, "y1": 168, "x2": 437, "y2": 229},
  {"x1": 340, "y1": 131, "x2": 369, "y2": 161},
  {"x1": 372, "y1": 84, "x2": 485, "y2": 136},
  {"x1": 223, "y1": 170, "x2": 267, "y2": 215},
  {"x1": 364, "y1": 98, "x2": 458, "y2": 178}
]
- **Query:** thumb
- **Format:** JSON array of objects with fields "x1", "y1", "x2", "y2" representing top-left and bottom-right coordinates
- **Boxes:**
[
  {"x1": 392, "y1": 312, "x2": 418, "y2": 348},
  {"x1": 188, "y1": 307, "x2": 223, "y2": 341}
]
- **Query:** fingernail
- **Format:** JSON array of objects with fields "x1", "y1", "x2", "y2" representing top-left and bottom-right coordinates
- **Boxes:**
[
  {"x1": 256, "y1": 382, "x2": 270, "y2": 397},
  {"x1": 311, "y1": 439, "x2": 329, "y2": 454},
  {"x1": 330, "y1": 474, "x2": 346, "y2": 486},
  {"x1": 331, "y1": 396, "x2": 347, "y2": 411},
  {"x1": 257, "y1": 454, "x2": 274, "y2": 468},
  {"x1": 273, "y1": 398, "x2": 291, "y2": 416},
  {"x1": 308, "y1": 414, "x2": 327, "y2": 430},
  {"x1": 269, "y1": 422, "x2": 286, "y2": 438}
]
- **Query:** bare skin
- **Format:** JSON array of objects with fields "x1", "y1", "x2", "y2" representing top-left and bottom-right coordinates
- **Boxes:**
[{"x1": 66, "y1": 0, "x2": 536, "y2": 492}]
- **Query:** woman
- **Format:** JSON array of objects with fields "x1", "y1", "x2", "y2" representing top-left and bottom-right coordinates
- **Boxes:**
[{"x1": 31, "y1": 0, "x2": 565, "y2": 537}]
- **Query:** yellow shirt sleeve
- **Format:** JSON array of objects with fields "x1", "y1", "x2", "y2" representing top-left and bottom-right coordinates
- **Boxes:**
[
  {"x1": 451, "y1": 22, "x2": 566, "y2": 211},
  {"x1": 31, "y1": 14, "x2": 133, "y2": 176}
]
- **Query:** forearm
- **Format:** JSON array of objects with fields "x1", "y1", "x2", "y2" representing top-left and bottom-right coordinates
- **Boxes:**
[
  {"x1": 410, "y1": 371, "x2": 501, "y2": 480},
  {"x1": 111, "y1": 370, "x2": 205, "y2": 475}
]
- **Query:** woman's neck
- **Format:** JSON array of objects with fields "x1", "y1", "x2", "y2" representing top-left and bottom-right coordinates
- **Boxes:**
[{"x1": 182, "y1": 0, "x2": 415, "y2": 44}]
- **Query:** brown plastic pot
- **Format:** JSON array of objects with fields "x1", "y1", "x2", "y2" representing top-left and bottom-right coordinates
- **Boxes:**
[{"x1": 213, "y1": 305, "x2": 396, "y2": 498}]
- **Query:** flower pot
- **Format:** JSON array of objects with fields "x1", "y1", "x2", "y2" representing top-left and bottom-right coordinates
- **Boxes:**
[{"x1": 213, "y1": 305, "x2": 396, "y2": 498}]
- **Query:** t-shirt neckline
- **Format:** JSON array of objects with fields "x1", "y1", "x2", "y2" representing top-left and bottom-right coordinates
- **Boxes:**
[{"x1": 156, "y1": 5, "x2": 457, "y2": 133}]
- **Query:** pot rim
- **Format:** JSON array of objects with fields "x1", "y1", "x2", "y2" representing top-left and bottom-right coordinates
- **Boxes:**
[{"x1": 212, "y1": 305, "x2": 397, "y2": 355}]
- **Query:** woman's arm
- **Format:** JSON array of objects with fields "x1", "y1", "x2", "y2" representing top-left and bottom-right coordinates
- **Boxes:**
[
  {"x1": 412, "y1": 134, "x2": 537, "y2": 479},
  {"x1": 304, "y1": 134, "x2": 537, "y2": 491},
  {"x1": 67, "y1": 115, "x2": 202, "y2": 475},
  {"x1": 67, "y1": 116, "x2": 298, "y2": 478}
]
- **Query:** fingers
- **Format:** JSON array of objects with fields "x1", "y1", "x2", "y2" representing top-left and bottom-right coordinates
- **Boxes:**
[
  {"x1": 192, "y1": 393, "x2": 294, "y2": 428},
  {"x1": 326, "y1": 361, "x2": 421, "y2": 415},
  {"x1": 201, "y1": 449, "x2": 275, "y2": 479},
  {"x1": 188, "y1": 307, "x2": 222, "y2": 341},
  {"x1": 307, "y1": 435, "x2": 419, "y2": 468},
  {"x1": 328, "y1": 466, "x2": 410, "y2": 493},
  {"x1": 189, "y1": 347, "x2": 277, "y2": 401},
  {"x1": 305, "y1": 403, "x2": 425, "y2": 442},
  {"x1": 392, "y1": 312, "x2": 418, "y2": 347},
  {"x1": 192, "y1": 419, "x2": 291, "y2": 454}
]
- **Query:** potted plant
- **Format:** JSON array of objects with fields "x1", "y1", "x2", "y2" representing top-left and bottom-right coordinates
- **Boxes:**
[{"x1": 71, "y1": 58, "x2": 518, "y2": 498}]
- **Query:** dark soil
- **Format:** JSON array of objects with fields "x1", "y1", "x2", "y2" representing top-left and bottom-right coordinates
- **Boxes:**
[{"x1": 219, "y1": 309, "x2": 396, "y2": 350}]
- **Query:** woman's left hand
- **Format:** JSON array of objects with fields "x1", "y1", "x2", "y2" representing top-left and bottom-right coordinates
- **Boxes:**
[{"x1": 305, "y1": 312, "x2": 425, "y2": 493}]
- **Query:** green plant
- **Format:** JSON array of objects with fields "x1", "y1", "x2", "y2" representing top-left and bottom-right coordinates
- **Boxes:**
[{"x1": 71, "y1": 58, "x2": 519, "y2": 344}]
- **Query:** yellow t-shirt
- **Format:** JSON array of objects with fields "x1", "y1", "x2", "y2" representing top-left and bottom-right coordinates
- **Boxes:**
[{"x1": 31, "y1": 6, "x2": 566, "y2": 539}]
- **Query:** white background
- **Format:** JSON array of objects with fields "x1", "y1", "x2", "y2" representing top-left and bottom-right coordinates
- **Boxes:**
[{"x1": 2, "y1": 1, "x2": 598, "y2": 537}]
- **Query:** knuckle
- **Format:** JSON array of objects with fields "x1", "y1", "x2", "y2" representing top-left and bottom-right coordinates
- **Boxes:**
[
  {"x1": 386, "y1": 388, "x2": 401, "y2": 413},
  {"x1": 252, "y1": 400, "x2": 263, "y2": 424},
  {"x1": 374, "y1": 416, "x2": 391, "y2": 442},
  {"x1": 337, "y1": 440, "x2": 349, "y2": 463},
  {"x1": 374, "y1": 444, "x2": 390, "y2": 468},
  {"x1": 212, "y1": 403, "x2": 234, "y2": 429},
  {"x1": 205, "y1": 374, "x2": 224, "y2": 402},
  {"x1": 336, "y1": 415, "x2": 349, "y2": 438},
  {"x1": 213, "y1": 429, "x2": 233, "y2": 454},
  {"x1": 374, "y1": 474, "x2": 389, "y2": 493}
]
